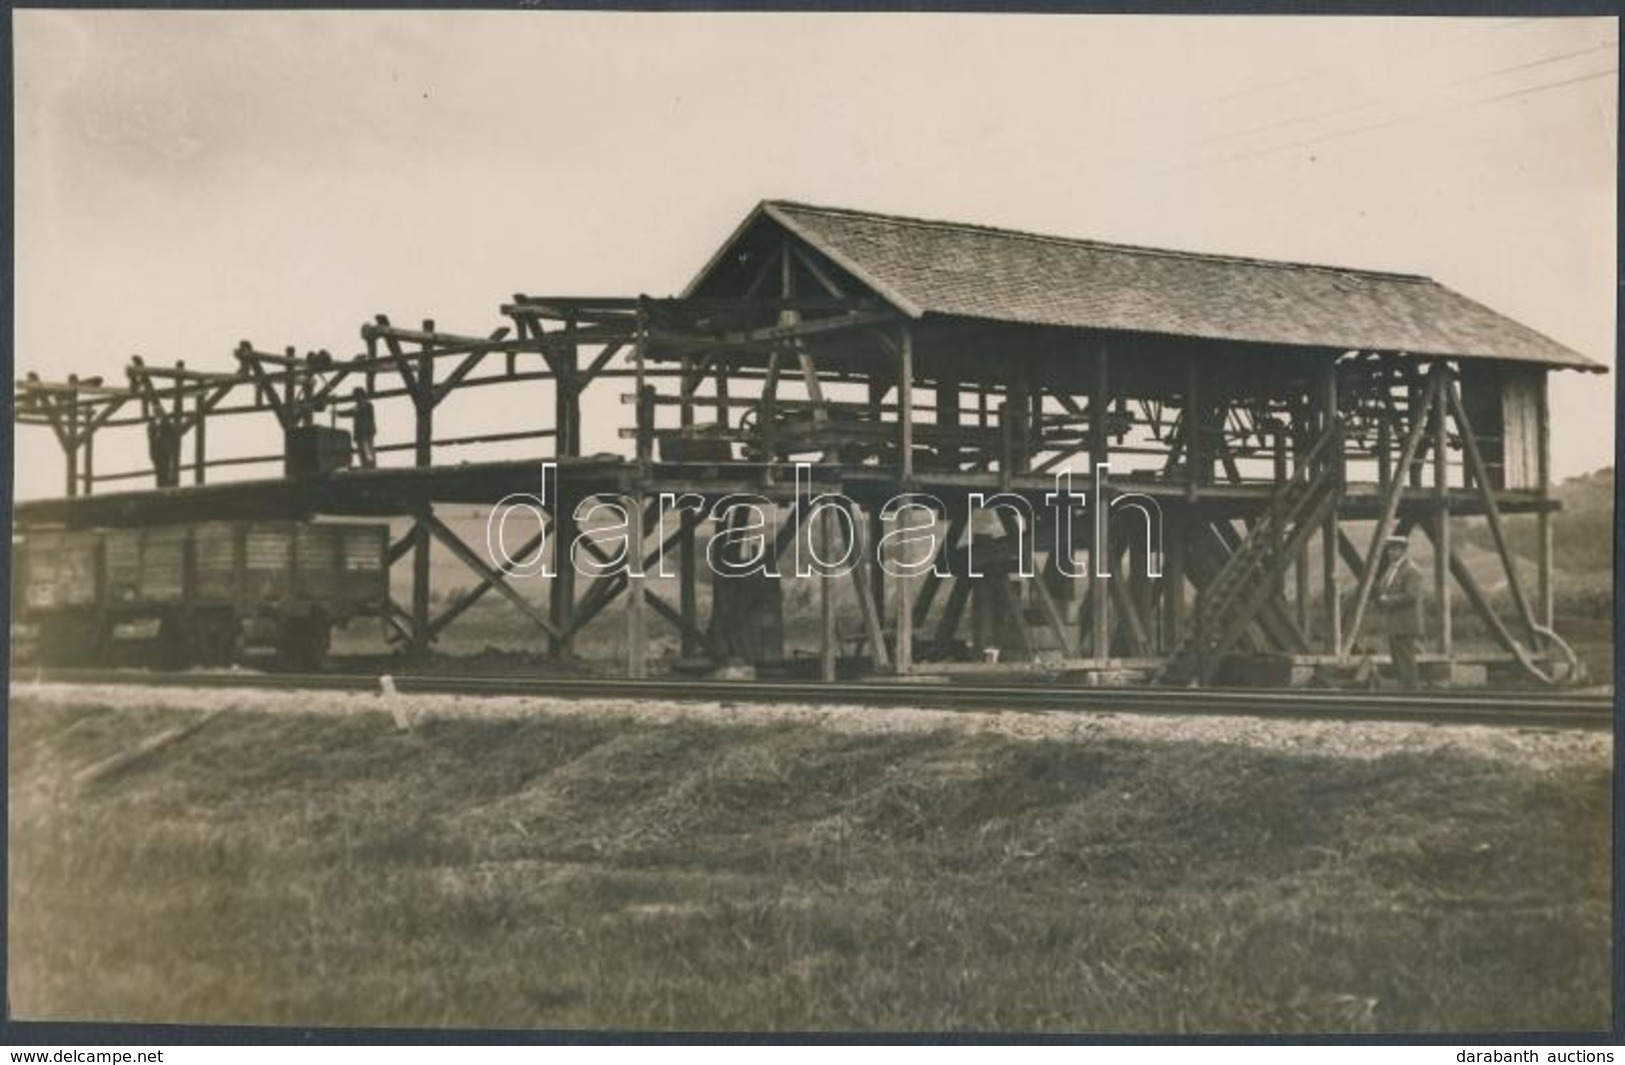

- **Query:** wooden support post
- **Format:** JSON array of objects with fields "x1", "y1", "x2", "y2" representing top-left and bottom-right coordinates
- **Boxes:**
[
  {"x1": 715, "y1": 359, "x2": 730, "y2": 428},
  {"x1": 626, "y1": 492, "x2": 648, "y2": 679},
  {"x1": 894, "y1": 326, "x2": 916, "y2": 674},
  {"x1": 1163, "y1": 508, "x2": 1186, "y2": 655},
  {"x1": 80, "y1": 428, "x2": 94, "y2": 497},
  {"x1": 635, "y1": 386, "x2": 656, "y2": 464},
  {"x1": 892, "y1": 509, "x2": 915, "y2": 675},
  {"x1": 1417, "y1": 522, "x2": 1530, "y2": 664},
  {"x1": 1434, "y1": 372, "x2": 1452, "y2": 657},
  {"x1": 1342, "y1": 369, "x2": 1438, "y2": 656},
  {"x1": 1294, "y1": 405, "x2": 1315, "y2": 634},
  {"x1": 1294, "y1": 542, "x2": 1311, "y2": 638},
  {"x1": 679, "y1": 356, "x2": 699, "y2": 658},
  {"x1": 283, "y1": 349, "x2": 296, "y2": 424},
  {"x1": 556, "y1": 320, "x2": 579, "y2": 458},
  {"x1": 551, "y1": 489, "x2": 577, "y2": 658},
  {"x1": 937, "y1": 375, "x2": 961, "y2": 470},
  {"x1": 1377, "y1": 406, "x2": 1392, "y2": 488},
  {"x1": 1321, "y1": 514, "x2": 1340, "y2": 655},
  {"x1": 890, "y1": 543, "x2": 916, "y2": 676},
  {"x1": 425, "y1": 513, "x2": 559, "y2": 638},
  {"x1": 193, "y1": 390, "x2": 207, "y2": 485},
  {"x1": 549, "y1": 325, "x2": 581, "y2": 659},
  {"x1": 1009, "y1": 362, "x2": 1031, "y2": 474},
  {"x1": 1443, "y1": 375, "x2": 1543, "y2": 645},
  {"x1": 998, "y1": 403, "x2": 1015, "y2": 489},
  {"x1": 1128, "y1": 525, "x2": 1155, "y2": 655},
  {"x1": 819, "y1": 504, "x2": 838, "y2": 681},
  {"x1": 898, "y1": 325, "x2": 915, "y2": 482},
  {"x1": 868, "y1": 504, "x2": 886, "y2": 618},
  {"x1": 416, "y1": 326, "x2": 434, "y2": 468},
  {"x1": 1091, "y1": 346, "x2": 1111, "y2": 662},
  {"x1": 1090, "y1": 526, "x2": 1111, "y2": 662},
  {"x1": 1535, "y1": 373, "x2": 1554, "y2": 629},
  {"x1": 567, "y1": 502, "x2": 680, "y2": 640},
  {"x1": 1322, "y1": 361, "x2": 1342, "y2": 655},
  {"x1": 761, "y1": 350, "x2": 781, "y2": 467},
  {"x1": 913, "y1": 514, "x2": 966, "y2": 628},
  {"x1": 626, "y1": 306, "x2": 652, "y2": 675},
  {"x1": 1184, "y1": 354, "x2": 1201, "y2": 494},
  {"x1": 1109, "y1": 558, "x2": 1151, "y2": 656},
  {"x1": 841, "y1": 500, "x2": 890, "y2": 670},
  {"x1": 411, "y1": 506, "x2": 433, "y2": 655},
  {"x1": 1406, "y1": 376, "x2": 1424, "y2": 488},
  {"x1": 65, "y1": 391, "x2": 80, "y2": 498},
  {"x1": 431, "y1": 524, "x2": 550, "y2": 637}
]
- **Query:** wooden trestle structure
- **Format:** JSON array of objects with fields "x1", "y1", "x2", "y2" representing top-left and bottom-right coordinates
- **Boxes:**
[{"x1": 13, "y1": 201, "x2": 1606, "y2": 685}]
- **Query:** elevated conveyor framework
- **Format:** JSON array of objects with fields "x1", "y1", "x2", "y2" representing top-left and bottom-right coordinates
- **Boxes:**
[{"x1": 14, "y1": 201, "x2": 1604, "y2": 685}]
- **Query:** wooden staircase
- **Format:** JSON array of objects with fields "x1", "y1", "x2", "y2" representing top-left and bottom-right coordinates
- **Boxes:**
[{"x1": 1156, "y1": 429, "x2": 1340, "y2": 685}]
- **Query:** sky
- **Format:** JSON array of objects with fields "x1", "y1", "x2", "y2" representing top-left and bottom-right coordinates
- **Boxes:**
[{"x1": 11, "y1": 11, "x2": 1618, "y2": 500}]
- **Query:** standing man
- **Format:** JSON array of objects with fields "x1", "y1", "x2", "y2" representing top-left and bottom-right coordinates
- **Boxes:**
[
  {"x1": 345, "y1": 387, "x2": 377, "y2": 469},
  {"x1": 146, "y1": 416, "x2": 181, "y2": 487},
  {"x1": 1375, "y1": 533, "x2": 1425, "y2": 690}
]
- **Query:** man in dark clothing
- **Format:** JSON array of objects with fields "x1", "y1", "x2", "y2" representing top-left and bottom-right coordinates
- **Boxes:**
[
  {"x1": 1375, "y1": 533, "x2": 1425, "y2": 690},
  {"x1": 146, "y1": 417, "x2": 181, "y2": 488},
  {"x1": 346, "y1": 388, "x2": 377, "y2": 469}
]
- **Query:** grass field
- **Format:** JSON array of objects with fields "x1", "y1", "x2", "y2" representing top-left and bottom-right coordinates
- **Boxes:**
[{"x1": 8, "y1": 693, "x2": 1612, "y2": 1034}]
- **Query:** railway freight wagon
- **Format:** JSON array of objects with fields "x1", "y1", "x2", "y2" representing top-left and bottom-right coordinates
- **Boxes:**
[{"x1": 14, "y1": 520, "x2": 388, "y2": 670}]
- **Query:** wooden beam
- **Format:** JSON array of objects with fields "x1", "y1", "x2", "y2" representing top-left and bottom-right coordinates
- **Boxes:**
[
  {"x1": 425, "y1": 513, "x2": 559, "y2": 638},
  {"x1": 679, "y1": 354, "x2": 699, "y2": 659},
  {"x1": 1108, "y1": 561, "x2": 1151, "y2": 657},
  {"x1": 234, "y1": 343, "x2": 294, "y2": 430},
  {"x1": 551, "y1": 485, "x2": 578, "y2": 657},
  {"x1": 1444, "y1": 374, "x2": 1543, "y2": 645},
  {"x1": 931, "y1": 576, "x2": 972, "y2": 658},
  {"x1": 789, "y1": 244, "x2": 848, "y2": 299},
  {"x1": 1322, "y1": 510, "x2": 1342, "y2": 656},
  {"x1": 842, "y1": 499, "x2": 891, "y2": 669},
  {"x1": 414, "y1": 325, "x2": 435, "y2": 466},
  {"x1": 1341, "y1": 369, "x2": 1439, "y2": 657},
  {"x1": 411, "y1": 508, "x2": 433, "y2": 654},
  {"x1": 1091, "y1": 345, "x2": 1110, "y2": 662},
  {"x1": 1535, "y1": 372, "x2": 1554, "y2": 628},
  {"x1": 626, "y1": 491, "x2": 648, "y2": 678},
  {"x1": 820, "y1": 505, "x2": 838, "y2": 681},
  {"x1": 432, "y1": 327, "x2": 511, "y2": 405},
  {"x1": 428, "y1": 523, "x2": 551, "y2": 637},
  {"x1": 1434, "y1": 372, "x2": 1452, "y2": 657},
  {"x1": 911, "y1": 513, "x2": 968, "y2": 628},
  {"x1": 999, "y1": 509, "x2": 1076, "y2": 658}
]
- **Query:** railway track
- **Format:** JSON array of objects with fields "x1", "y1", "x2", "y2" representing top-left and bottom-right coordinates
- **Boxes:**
[{"x1": 15, "y1": 667, "x2": 1616, "y2": 731}]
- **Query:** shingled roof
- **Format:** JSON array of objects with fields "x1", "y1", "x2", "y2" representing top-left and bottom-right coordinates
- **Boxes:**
[{"x1": 693, "y1": 200, "x2": 1601, "y2": 371}]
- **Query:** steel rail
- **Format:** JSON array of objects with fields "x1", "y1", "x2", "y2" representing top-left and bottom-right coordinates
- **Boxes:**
[{"x1": 14, "y1": 668, "x2": 1614, "y2": 731}]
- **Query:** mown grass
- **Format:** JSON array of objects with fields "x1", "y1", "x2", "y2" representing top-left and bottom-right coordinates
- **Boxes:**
[{"x1": 7, "y1": 697, "x2": 1611, "y2": 1033}]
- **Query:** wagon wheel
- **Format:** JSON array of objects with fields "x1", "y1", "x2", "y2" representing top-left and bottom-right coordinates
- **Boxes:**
[
  {"x1": 38, "y1": 615, "x2": 109, "y2": 668},
  {"x1": 155, "y1": 615, "x2": 197, "y2": 672},
  {"x1": 195, "y1": 614, "x2": 243, "y2": 667},
  {"x1": 277, "y1": 614, "x2": 332, "y2": 672}
]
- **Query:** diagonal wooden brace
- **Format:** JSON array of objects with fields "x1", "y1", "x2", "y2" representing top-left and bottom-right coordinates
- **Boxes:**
[{"x1": 424, "y1": 512, "x2": 560, "y2": 639}]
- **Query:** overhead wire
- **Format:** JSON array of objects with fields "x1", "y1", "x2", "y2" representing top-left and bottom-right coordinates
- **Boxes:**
[
  {"x1": 1192, "y1": 16, "x2": 1536, "y2": 115},
  {"x1": 1168, "y1": 53, "x2": 1617, "y2": 174},
  {"x1": 1193, "y1": 24, "x2": 1612, "y2": 151}
]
